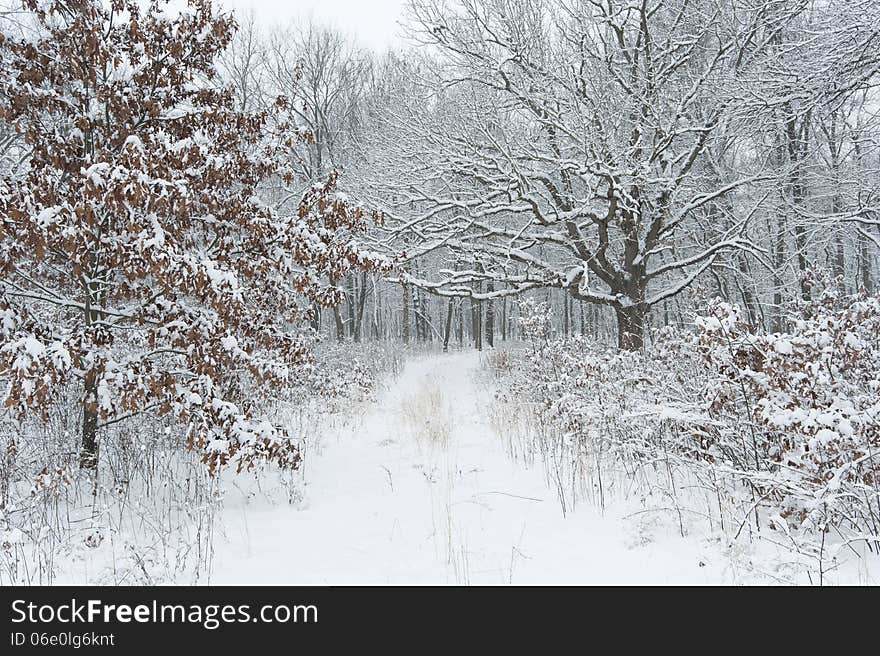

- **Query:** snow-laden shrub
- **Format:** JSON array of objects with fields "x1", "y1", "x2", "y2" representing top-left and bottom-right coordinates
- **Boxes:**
[
  {"x1": 695, "y1": 293, "x2": 880, "y2": 533},
  {"x1": 517, "y1": 298, "x2": 553, "y2": 346},
  {"x1": 495, "y1": 292, "x2": 880, "y2": 564},
  {"x1": 292, "y1": 342, "x2": 402, "y2": 408}
]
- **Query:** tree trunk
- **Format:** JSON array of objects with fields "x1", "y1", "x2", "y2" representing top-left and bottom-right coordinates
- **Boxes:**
[
  {"x1": 416, "y1": 288, "x2": 427, "y2": 341},
  {"x1": 347, "y1": 275, "x2": 357, "y2": 338},
  {"x1": 80, "y1": 279, "x2": 101, "y2": 471},
  {"x1": 485, "y1": 282, "x2": 494, "y2": 347},
  {"x1": 471, "y1": 294, "x2": 482, "y2": 351},
  {"x1": 401, "y1": 281, "x2": 410, "y2": 345},
  {"x1": 310, "y1": 301, "x2": 321, "y2": 333},
  {"x1": 736, "y1": 253, "x2": 759, "y2": 330},
  {"x1": 443, "y1": 299, "x2": 454, "y2": 352},
  {"x1": 371, "y1": 276, "x2": 380, "y2": 340},
  {"x1": 353, "y1": 272, "x2": 367, "y2": 343},
  {"x1": 785, "y1": 114, "x2": 811, "y2": 303},
  {"x1": 833, "y1": 235, "x2": 846, "y2": 288},
  {"x1": 563, "y1": 293, "x2": 570, "y2": 338},
  {"x1": 615, "y1": 304, "x2": 645, "y2": 351},
  {"x1": 413, "y1": 288, "x2": 422, "y2": 341},
  {"x1": 333, "y1": 306, "x2": 345, "y2": 341},
  {"x1": 771, "y1": 211, "x2": 787, "y2": 332},
  {"x1": 826, "y1": 113, "x2": 847, "y2": 292},
  {"x1": 80, "y1": 368, "x2": 99, "y2": 470},
  {"x1": 793, "y1": 224, "x2": 811, "y2": 302},
  {"x1": 853, "y1": 142, "x2": 874, "y2": 295},
  {"x1": 859, "y1": 228, "x2": 874, "y2": 294}
]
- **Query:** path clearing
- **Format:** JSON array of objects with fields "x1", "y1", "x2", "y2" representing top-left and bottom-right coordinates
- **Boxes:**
[{"x1": 211, "y1": 351, "x2": 746, "y2": 584}]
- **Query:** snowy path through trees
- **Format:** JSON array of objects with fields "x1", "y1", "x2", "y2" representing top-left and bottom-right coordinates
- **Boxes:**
[{"x1": 211, "y1": 352, "x2": 736, "y2": 584}]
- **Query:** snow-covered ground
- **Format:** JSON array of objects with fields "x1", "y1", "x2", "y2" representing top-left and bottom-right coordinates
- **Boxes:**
[{"x1": 209, "y1": 351, "x2": 877, "y2": 585}]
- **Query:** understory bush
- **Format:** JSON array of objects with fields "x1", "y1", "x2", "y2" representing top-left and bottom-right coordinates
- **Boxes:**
[{"x1": 490, "y1": 290, "x2": 880, "y2": 581}]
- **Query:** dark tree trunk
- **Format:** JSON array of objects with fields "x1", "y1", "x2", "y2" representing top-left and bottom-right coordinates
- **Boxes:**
[
  {"x1": 373, "y1": 279, "x2": 381, "y2": 340},
  {"x1": 793, "y1": 224, "x2": 811, "y2": 301},
  {"x1": 860, "y1": 228, "x2": 874, "y2": 294},
  {"x1": 830, "y1": 162, "x2": 846, "y2": 291},
  {"x1": 333, "y1": 306, "x2": 345, "y2": 341},
  {"x1": 563, "y1": 293, "x2": 570, "y2": 338},
  {"x1": 853, "y1": 142, "x2": 874, "y2": 295},
  {"x1": 785, "y1": 114, "x2": 811, "y2": 303},
  {"x1": 80, "y1": 368, "x2": 99, "y2": 470},
  {"x1": 80, "y1": 281, "x2": 101, "y2": 471},
  {"x1": 471, "y1": 293, "x2": 482, "y2": 351},
  {"x1": 443, "y1": 299, "x2": 454, "y2": 351},
  {"x1": 353, "y1": 272, "x2": 367, "y2": 342},
  {"x1": 772, "y1": 211, "x2": 787, "y2": 333},
  {"x1": 832, "y1": 235, "x2": 846, "y2": 288},
  {"x1": 736, "y1": 253, "x2": 760, "y2": 330},
  {"x1": 615, "y1": 304, "x2": 645, "y2": 351},
  {"x1": 416, "y1": 289, "x2": 428, "y2": 341},
  {"x1": 310, "y1": 301, "x2": 321, "y2": 333},
  {"x1": 485, "y1": 282, "x2": 494, "y2": 347},
  {"x1": 401, "y1": 281, "x2": 410, "y2": 345},
  {"x1": 347, "y1": 275, "x2": 356, "y2": 337},
  {"x1": 822, "y1": 111, "x2": 846, "y2": 290},
  {"x1": 413, "y1": 288, "x2": 422, "y2": 341}
]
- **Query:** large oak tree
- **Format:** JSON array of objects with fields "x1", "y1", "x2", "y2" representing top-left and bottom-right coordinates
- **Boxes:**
[{"x1": 366, "y1": 0, "x2": 880, "y2": 349}]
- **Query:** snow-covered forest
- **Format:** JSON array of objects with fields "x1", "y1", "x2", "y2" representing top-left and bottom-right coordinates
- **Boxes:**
[{"x1": 1, "y1": 0, "x2": 879, "y2": 585}]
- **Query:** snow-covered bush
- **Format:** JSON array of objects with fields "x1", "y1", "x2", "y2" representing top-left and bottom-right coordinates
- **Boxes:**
[
  {"x1": 695, "y1": 293, "x2": 880, "y2": 534},
  {"x1": 517, "y1": 298, "x2": 553, "y2": 347},
  {"x1": 295, "y1": 343, "x2": 401, "y2": 406},
  {"x1": 494, "y1": 290, "x2": 880, "y2": 568}
]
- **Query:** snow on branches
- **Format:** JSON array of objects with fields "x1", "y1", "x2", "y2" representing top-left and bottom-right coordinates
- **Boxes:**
[{"x1": 0, "y1": 0, "x2": 388, "y2": 475}]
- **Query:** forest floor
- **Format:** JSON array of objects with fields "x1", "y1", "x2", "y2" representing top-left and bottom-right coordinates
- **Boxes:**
[{"x1": 210, "y1": 351, "x2": 876, "y2": 584}]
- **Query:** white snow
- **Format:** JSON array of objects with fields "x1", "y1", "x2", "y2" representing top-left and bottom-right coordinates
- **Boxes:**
[
  {"x1": 35, "y1": 206, "x2": 61, "y2": 227},
  {"x1": 1, "y1": 527, "x2": 24, "y2": 546},
  {"x1": 23, "y1": 336, "x2": 45, "y2": 358},
  {"x1": 34, "y1": 351, "x2": 879, "y2": 585},
  {"x1": 774, "y1": 339, "x2": 794, "y2": 355},
  {"x1": 814, "y1": 428, "x2": 839, "y2": 445},
  {"x1": 123, "y1": 134, "x2": 144, "y2": 151},
  {"x1": 206, "y1": 352, "x2": 869, "y2": 585}
]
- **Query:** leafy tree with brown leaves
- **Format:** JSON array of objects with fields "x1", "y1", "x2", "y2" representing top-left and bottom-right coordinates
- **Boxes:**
[{"x1": 0, "y1": 0, "x2": 387, "y2": 474}]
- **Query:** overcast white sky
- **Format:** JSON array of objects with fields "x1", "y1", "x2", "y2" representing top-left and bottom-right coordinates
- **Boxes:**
[{"x1": 217, "y1": 0, "x2": 409, "y2": 51}]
